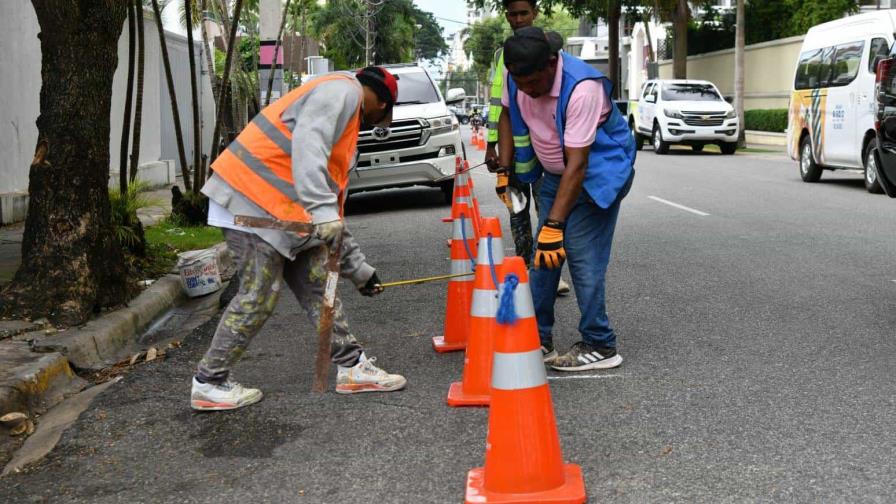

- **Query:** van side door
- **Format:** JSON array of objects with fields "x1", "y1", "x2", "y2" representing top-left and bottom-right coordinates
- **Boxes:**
[{"x1": 824, "y1": 42, "x2": 863, "y2": 167}]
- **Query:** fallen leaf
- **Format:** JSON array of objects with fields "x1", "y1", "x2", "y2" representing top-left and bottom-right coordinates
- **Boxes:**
[
  {"x1": 129, "y1": 353, "x2": 143, "y2": 365},
  {"x1": 660, "y1": 446, "x2": 673, "y2": 456},
  {"x1": 0, "y1": 412, "x2": 28, "y2": 427},
  {"x1": 10, "y1": 422, "x2": 28, "y2": 436},
  {"x1": 145, "y1": 347, "x2": 158, "y2": 362},
  {"x1": 25, "y1": 420, "x2": 35, "y2": 435}
]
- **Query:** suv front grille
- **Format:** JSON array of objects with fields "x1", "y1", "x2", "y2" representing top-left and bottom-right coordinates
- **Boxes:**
[
  {"x1": 357, "y1": 119, "x2": 424, "y2": 153},
  {"x1": 681, "y1": 111, "x2": 726, "y2": 127}
]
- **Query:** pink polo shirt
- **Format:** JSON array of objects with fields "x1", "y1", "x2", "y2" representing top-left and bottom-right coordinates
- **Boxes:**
[{"x1": 502, "y1": 57, "x2": 611, "y2": 174}]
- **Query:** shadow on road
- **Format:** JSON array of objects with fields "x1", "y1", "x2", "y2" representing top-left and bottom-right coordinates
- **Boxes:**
[{"x1": 345, "y1": 186, "x2": 448, "y2": 216}]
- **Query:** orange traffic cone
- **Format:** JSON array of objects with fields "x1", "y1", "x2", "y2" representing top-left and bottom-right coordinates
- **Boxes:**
[
  {"x1": 465, "y1": 256, "x2": 587, "y2": 503},
  {"x1": 453, "y1": 168, "x2": 480, "y2": 239},
  {"x1": 447, "y1": 217, "x2": 504, "y2": 407},
  {"x1": 442, "y1": 157, "x2": 465, "y2": 225},
  {"x1": 476, "y1": 129, "x2": 485, "y2": 151},
  {"x1": 433, "y1": 201, "x2": 478, "y2": 353}
]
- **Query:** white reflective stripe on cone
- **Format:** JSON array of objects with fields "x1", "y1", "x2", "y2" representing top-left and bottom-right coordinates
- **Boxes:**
[
  {"x1": 476, "y1": 237, "x2": 504, "y2": 265},
  {"x1": 457, "y1": 172, "x2": 469, "y2": 185},
  {"x1": 496, "y1": 281, "x2": 535, "y2": 318},
  {"x1": 454, "y1": 196, "x2": 473, "y2": 207},
  {"x1": 471, "y1": 289, "x2": 499, "y2": 317},
  {"x1": 451, "y1": 218, "x2": 476, "y2": 240},
  {"x1": 491, "y1": 349, "x2": 548, "y2": 390},
  {"x1": 450, "y1": 259, "x2": 475, "y2": 277}
]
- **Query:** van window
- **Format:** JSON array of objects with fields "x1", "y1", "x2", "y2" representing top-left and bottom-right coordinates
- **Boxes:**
[
  {"x1": 870, "y1": 37, "x2": 890, "y2": 73},
  {"x1": 795, "y1": 49, "x2": 824, "y2": 89},
  {"x1": 829, "y1": 41, "x2": 864, "y2": 86}
]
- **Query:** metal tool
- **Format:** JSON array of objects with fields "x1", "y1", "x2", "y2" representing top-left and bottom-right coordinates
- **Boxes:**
[
  {"x1": 433, "y1": 160, "x2": 490, "y2": 183},
  {"x1": 313, "y1": 234, "x2": 343, "y2": 393},
  {"x1": 379, "y1": 272, "x2": 474, "y2": 288},
  {"x1": 233, "y1": 215, "x2": 314, "y2": 234}
]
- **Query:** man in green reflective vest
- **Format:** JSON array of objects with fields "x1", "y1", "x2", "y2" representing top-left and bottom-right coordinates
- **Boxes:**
[{"x1": 486, "y1": 0, "x2": 569, "y2": 295}]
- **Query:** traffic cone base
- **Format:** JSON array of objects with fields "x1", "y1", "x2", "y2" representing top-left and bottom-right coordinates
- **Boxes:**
[
  {"x1": 465, "y1": 464, "x2": 586, "y2": 504},
  {"x1": 446, "y1": 381, "x2": 490, "y2": 407},
  {"x1": 432, "y1": 335, "x2": 466, "y2": 353}
]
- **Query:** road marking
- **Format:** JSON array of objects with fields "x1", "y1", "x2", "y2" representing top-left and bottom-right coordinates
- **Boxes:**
[
  {"x1": 548, "y1": 374, "x2": 623, "y2": 381},
  {"x1": 648, "y1": 196, "x2": 710, "y2": 216}
]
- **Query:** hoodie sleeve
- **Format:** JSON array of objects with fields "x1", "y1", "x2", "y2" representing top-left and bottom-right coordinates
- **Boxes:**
[{"x1": 281, "y1": 77, "x2": 362, "y2": 224}]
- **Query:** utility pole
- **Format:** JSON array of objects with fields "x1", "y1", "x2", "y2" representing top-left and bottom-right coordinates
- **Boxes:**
[
  {"x1": 365, "y1": 0, "x2": 375, "y2": 66},
  {"x1": 734, "y1": 0, "x2": 745, "y2": 148}
]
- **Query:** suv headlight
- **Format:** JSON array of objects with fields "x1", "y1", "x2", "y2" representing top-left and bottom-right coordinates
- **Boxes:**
[
  {"x1": 725, "y1": 110, "x2": 737, "y2": 119},
  {"x1": 429, "y1": 115, "x2": 457, "y2": 135},
  {"x1": 664, "y1": 108, "x2": 684, "y2": 119}
]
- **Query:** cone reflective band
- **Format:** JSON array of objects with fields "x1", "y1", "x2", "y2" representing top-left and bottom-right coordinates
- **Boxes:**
[
  {"x1": 433, "y1": 201, "x2": 478, "y2": 353},
  {"x1": 447, "y1": 217, "x2": 504, "y2": 407},
  {"x1": 465, "y1": 256, "x2": 586, "y2": 504},
  {"x1": 452, "y1": 166, "x2": 480, "y2": 239}
]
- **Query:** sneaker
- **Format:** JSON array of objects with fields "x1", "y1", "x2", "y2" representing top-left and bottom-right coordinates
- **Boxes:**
[
  {"x1": 551, "y1": 342, "x2": 622, "y2": 372},
  {"x1": 541, "y1": 342, "x2": 558, "y2": 363},
  {"x1": 557, "y1": 279, "x2": 571, "y2": 296},
  {"x1": 191, "y1": 377, "x2": 263, "y2": 411},
  {"x1": 336, "y1": 355, "x2": 407, "y2": 394}
]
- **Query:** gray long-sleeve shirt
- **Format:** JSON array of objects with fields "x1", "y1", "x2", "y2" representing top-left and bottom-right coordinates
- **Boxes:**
[{"x1": 202, "y1": 73, "x2": 374, "y2": 286}]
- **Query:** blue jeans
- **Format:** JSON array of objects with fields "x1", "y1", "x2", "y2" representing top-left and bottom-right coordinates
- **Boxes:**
[{"x1": 530, "y1": 172, "x2": 631, "y2": 349}]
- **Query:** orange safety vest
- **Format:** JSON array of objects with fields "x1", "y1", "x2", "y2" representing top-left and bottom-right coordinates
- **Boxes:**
[{"x1": 211, "y1": 73, "x2": 362, "y2": 223}]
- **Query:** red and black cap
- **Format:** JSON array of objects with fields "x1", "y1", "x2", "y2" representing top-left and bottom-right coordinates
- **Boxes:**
[{"x1": 356, "y1": 66, "x2": 399, "y2": 108}]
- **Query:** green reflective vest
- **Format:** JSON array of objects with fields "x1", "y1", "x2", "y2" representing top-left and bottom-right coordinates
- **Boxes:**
[{"x1": 486, "y1": 48, "x2": 504, "y2": 144}]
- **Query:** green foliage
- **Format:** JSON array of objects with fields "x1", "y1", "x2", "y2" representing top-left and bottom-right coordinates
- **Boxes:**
[
  {"x1": 144, "y1": 218, "x2": 224, "y2": 253},
  {"x1": 744, "y1": 108, "x2": 788, "y2": 132},
  {"x1": 108, "y1": 182, "x2": 157, "y2": 248},
  {"x1": 311, "y1": 0, "x2": 447, "y2": 69}
]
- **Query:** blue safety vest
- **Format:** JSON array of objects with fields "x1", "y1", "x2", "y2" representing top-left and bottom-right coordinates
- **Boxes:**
[{"x1": 507, "y1": 52, "x2": 636, "y2": 209}]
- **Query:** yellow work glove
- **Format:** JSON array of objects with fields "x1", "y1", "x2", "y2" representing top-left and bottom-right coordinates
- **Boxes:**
[
  {"x1": 495, "y1": 172, "x2": 512, "y2": 210},
  {"x1": 314, "y1": 219, "x2": 344, "y2": 250},
  {"x1": 534, "y1": 220, "x2": 566, "y2": 270}
]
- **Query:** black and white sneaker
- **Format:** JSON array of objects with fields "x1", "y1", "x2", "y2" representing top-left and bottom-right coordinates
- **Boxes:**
[
  {"x1": 541, "y1": 342, "x2": 558, "y2": 363},
  {"x1": 551, "y1": 342, "x2": 622, "y2": 371}
]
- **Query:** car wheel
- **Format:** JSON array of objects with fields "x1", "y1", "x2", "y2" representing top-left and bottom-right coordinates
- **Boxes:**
[
  {"x1": 692, "y1": 144, "x2": 704, "y2": 152},
  {"x1": 864, "y1": 137, "x2": 884, "y2": 194},
  {"x1": 440, "y1": 180, "x2": 454, "y2": 205},
  {"x1": 720, "y1": 142, "x2": 737, "y2": 155},
  {"x1": 799, "y1": 135, "x2": 823, "y2": 182},
  {"x1": 460, "y1": 117, "x2": 469, "y2": 125},
  {"x1": 630, "y1": 120, "x2": 644, "y2": 151},
  {"x1": 652, "y1": 123, "x2": 669, "y2": 155}
]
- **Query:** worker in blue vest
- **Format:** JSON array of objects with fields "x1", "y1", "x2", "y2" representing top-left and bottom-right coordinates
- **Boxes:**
[{"x1": 497, "y1": 27, "x2": 635, "y2": 371}]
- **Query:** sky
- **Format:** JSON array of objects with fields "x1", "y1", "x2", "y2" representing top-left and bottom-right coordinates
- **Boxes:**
[{"x1": 413, "y1": 0, "x2": 471, "y2": 38}]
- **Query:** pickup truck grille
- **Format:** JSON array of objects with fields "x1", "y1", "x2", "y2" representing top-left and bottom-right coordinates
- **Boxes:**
[
  {"x1": 357, "y1": 119, "x2": 424, "y2": 153},
  {"x1": 681, "y1": 111, "x2": 727, "y2": 127}
]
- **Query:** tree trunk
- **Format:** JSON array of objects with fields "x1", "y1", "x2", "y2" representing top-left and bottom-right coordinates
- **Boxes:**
[
  {"x1": 735, "y1": 0, "x2": 746, "y2": 147},
  {"x1": 185, "y1": 0, "x2": 202, "y2": 192},
  {"x1": 151, "y1": 0, "x2": 192, "y2": 192},
  {"x1": 210, "y1": 0, "x2": 245, "y2": 163},
  {"x1": 299, "y1": 3, "x2": 307, "y2": 79},
  {"x1": 1, "y1": 0, "x2": 131, "y2": 326},
  {"x1": 643, "y1": 13, "x2": 655, "y2": 64},
  {"x1": 130, "y1": 0, "x2": 145, "y2": 183},
  {"x1": 672, "y1": 0, "x2": 689, "y2": 79},
  {"x1": 607, "y1": 0, "x2": 622, "y2": 100},
  {"x1": 265, "y1": 0, "x2": 293, "y2": 107},
  {"x1": 119, "y1": 1, "x2": 136, "y2": 195},
  {"x1": 199, "y1": 0, "x2": 214, "y2": 183}
]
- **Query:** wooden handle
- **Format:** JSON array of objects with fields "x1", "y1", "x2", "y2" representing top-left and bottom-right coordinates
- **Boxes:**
[
  {"x1": 312, "y1": 235, "x2": 343, "y2": 393},
  {"x1": 233, "y1": 215, "x2": 314, "y2": 234}
]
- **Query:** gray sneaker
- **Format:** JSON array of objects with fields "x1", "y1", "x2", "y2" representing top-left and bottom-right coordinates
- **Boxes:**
[
  {"x1": 557, "y1": 279, "x2": 571, "y2": 296},
  {"x1": 191, "y1": 377, "x2": 263, "y2": 411},
  {"x1": 551, "y1": 342, "x2": 622, "y2": 372}
]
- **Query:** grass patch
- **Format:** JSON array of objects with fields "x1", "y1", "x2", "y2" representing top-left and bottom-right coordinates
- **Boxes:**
[{"x1": 139, "y1": 219, "x2": 224, "y2": 278}]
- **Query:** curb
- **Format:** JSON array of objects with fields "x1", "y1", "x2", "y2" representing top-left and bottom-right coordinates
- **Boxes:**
[{"x1": 0, "y1": 243, "x2": 230, "y2": 418}]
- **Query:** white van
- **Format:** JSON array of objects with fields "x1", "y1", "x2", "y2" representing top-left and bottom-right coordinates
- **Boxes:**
[{"x1": 788, "y1": 11, "x2": 894, "y2": 191}]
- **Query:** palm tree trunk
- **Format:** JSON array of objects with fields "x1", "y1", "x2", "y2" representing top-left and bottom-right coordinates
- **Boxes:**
[
  {"x1": 185, "y1": 0, "x2": 202, "y2": 192},
  {"x1": 210, "y1": 0, "x2": 245, "y2": 163},
  {"x1": 130, "y1": 0, "x2": 145, "y2": 183},
  {"x1": 199, "y1": 0, "x2": 214, "y2": 183},
  {"x1": 119, "y1": 1, "x2": 136, "y2": 195},
  {"x1": 735, "y1": 0, "x2": 746, "y2": 147},
  {"x1": 265, "y1": 0, "x2": 293, "y2": 107},
  {"x1": 672, "y1": 0, "x2": 689, "y2": 79},
  {"x1": 151, "y1": 0, "x2": 192, "y2": 192},
  {"x1": 607, "y1": 0, "x2": 621, "y2": 100}
]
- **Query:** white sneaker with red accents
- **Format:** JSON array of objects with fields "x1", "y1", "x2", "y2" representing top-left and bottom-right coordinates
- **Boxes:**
[
  {"x1": 190, "y1": 377, "x2": 263, "y2": 411},
  {"x1": 336, "y1": 355, "x2": 407, "y2": 394}
]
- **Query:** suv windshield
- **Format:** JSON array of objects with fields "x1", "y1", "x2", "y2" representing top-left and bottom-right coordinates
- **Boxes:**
[
  {"x1": 661, "y1": 84, "x2": 722, "y2": 101},
  {"x1": 394, "y1": 71, "x2": 440, "y2": 105}
]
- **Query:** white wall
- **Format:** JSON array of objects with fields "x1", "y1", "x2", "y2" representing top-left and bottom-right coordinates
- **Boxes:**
[{"x1": 0, "y1": 3, "x2": 215, "y2": 210}]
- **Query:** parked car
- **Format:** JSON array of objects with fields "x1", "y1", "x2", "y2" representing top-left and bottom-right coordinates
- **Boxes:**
[
  {"x1": 787, "y1": 11, "x2": 894, "y2": 192},
  {"x1": 629, "y1": 79, "x2": 739, "y2": 155},
  {"x1": 350, "y1": 63, "x2": 466, "y2": 203},
  {"x1": 873, "y1": 54, "x2": 896, "y2": 197}
]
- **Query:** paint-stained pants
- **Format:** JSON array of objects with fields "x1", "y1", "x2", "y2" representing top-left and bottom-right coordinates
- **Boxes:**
[{"x1": 196, "y1": 229, "x2": 362, "y2": 384}]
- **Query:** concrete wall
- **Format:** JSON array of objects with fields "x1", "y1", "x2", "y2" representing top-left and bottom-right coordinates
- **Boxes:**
[
  {"x1": 657, "y1": 35, "x2": 805, "y2": 110},
  {"x1": 0, "y1": 3, "x2": 215, "y2": 223}
]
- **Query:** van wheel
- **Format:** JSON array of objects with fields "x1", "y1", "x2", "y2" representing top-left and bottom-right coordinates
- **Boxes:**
[
  {"x1": 630, "y1": 120, "x2": 644, "y2": 151},
  {"x1": 799, "y1": 135, "x2": 822, "y2": 182},
  {"x1": 652, "y1": 123, "x2": 669, "y2": 155},
  {"x1": 692, "y1": 144, "x2": 704, "y2": 152},
  {"x1": 864, "y1": 138, "x2": 884, "y2": 194},
  {"x1": 440, "y1": 180, "x2": 454, "y2": 205},
  {"x1": 720, "y1": 142, "x2": 737, "y2": 155}
]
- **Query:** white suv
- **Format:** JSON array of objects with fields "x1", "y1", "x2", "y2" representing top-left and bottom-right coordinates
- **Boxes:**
[
  {"x1": 350, "y1": 64, "x2": 465, "y2": 202},
  {"x1": 630, "y1": 79, "x2": 739, "y2": 155}
]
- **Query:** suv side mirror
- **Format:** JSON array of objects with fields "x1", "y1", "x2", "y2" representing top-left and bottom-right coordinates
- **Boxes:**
[
  {"x1": 644, "y1": 95, "x2": 656, "y2": 103},
  {"x1": 724, "y1": 96, "x2": 734, "y2": 104},
  {"x1": 445, "y1": 88, "x2": 466, "y2": 105}
]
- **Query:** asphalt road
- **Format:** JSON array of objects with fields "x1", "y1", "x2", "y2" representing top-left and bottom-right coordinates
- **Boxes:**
[{"x1": 2, "y1": 132, "x2": 896, "y2": 503}]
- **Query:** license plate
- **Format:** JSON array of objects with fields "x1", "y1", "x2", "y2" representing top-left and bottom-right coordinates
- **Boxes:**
[{"x1": 370, "y1": 153, "x2": 400, "y2": 166}]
